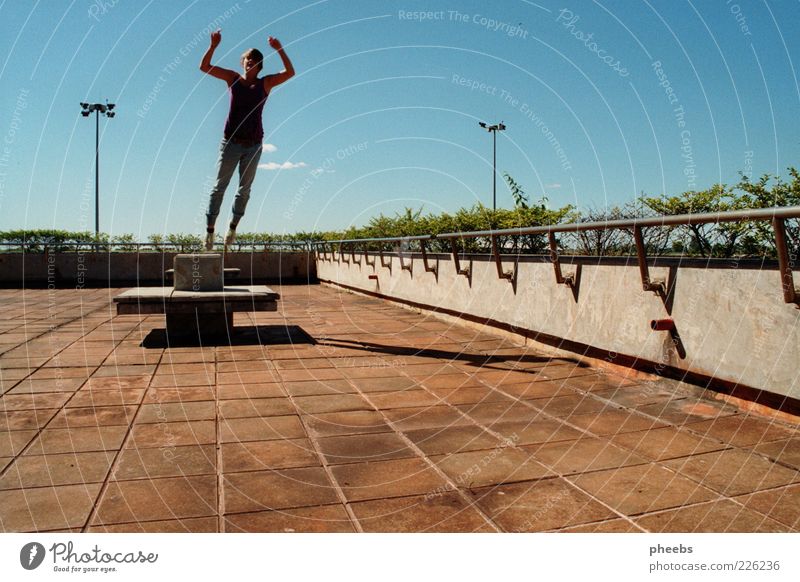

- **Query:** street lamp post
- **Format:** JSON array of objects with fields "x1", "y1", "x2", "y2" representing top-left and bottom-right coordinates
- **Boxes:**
[
  {"x1": 478, "y1": 121, "x2": 506, "y2": 211},
  {"x1": 80, "y1": 102, "x2": 115, "y2": 237}
]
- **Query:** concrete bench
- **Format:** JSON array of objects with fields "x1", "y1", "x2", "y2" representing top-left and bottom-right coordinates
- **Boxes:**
[{"x1": 113, "y1": 254, "x2": 279, "y2": 338}]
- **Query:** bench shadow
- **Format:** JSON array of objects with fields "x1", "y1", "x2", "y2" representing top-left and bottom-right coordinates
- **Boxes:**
[
  {"x1": 317, "y1": 337, "x2": 586, "y2": 372},
  {"x1": 140, "y1": 325, "x2": 316, "y2": 348}
]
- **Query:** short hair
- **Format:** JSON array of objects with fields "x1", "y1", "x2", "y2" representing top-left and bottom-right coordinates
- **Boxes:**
[{"x1": 241, "y1": 48, "x2": 264, "y2": 72}]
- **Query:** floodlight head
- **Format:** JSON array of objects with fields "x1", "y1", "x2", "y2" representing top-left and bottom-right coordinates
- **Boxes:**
[
  {"x1": 478, "y1": 121, "x2": 487, "y2": 129},
  {"x1": 498, "y1": 123, "x2": 506, "y2": 131},
  {"x1": 80, "y1": 102, "x2": 89, "y2": 110},
  {"x1": 106, "y1": 111, "x2": 115, "y2": 118},
  {"x1": 81, "y1": 111, "x2": 91, "y2": 117},
  {"x1": 107, "y1": 103, "x2": 115, "y2": 111}
]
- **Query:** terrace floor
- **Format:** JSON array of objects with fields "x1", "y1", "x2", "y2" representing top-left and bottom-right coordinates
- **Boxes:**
[{"x1": 1, "y1": 284, "x2": 799, "y2": 533}]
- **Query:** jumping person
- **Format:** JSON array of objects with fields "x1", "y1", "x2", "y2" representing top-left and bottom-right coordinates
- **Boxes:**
[{"x1": 200, "y1": 30, "x2": 295, "y2": 250}]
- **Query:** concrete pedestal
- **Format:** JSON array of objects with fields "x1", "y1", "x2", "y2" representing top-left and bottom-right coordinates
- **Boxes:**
[{"x1": 173, "y1": 253, "x2": 223, "y2": 291}]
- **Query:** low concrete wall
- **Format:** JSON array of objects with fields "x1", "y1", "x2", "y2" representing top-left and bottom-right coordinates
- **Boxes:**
[
  {"x1": 317, "y1": 253, "x2": 800, "y2": 407},
  {"x1": 0, "y1": 251, "x2": 316, "y2": 286}
]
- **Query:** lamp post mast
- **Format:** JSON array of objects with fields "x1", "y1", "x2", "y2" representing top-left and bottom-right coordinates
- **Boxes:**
[
  {"x1": 478, "y1": 121, "x2": 506, "y2": 211},
  {"x1": 80, "y1": 102, "x2": 115, "y2": 238}
]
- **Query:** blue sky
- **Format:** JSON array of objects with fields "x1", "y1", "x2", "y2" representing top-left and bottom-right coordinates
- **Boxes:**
[{"x1": 0, "y1": 0, "x2": 798, "y2": 238}]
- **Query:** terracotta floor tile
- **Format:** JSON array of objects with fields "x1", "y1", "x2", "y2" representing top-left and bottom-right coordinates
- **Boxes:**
[
  {"x1": 405, "y1": 426, "x2": 504, "y2": 456},
  {"x1": 294, "y1": 393, "x2": 372, "y2": 414},
  {"x1": 49, "y1": 405, "x2": 137, "y2": 428},
  {"x1": 384, "y1": 406, "x2": 472, "y2": 432},
  {"x1": 216, "y1": 360, "x2": 275, "y2": 373},
  {"x1": 28, "y1": 426, "x2": 128, "y2": 454},
  {"x1": 316, "y1": 433, "x2": 416, "y2": 465},
  {"x1": 571, "y1": 463, "x2": 719, "y2": 516},
  {"x1": 754, "y1": 438, "x2": 800, "y2": 471},
  {"x1": 456, "y1": 401, "x2": 540, "y2": 425},
  {"x1": 137, "y1": 401, "x2": 216, "y2": 423},
  {"x1": 415, "y1": 373, "x2": 483, "y2": 390},
  {"x1": 330, "y1": 457, "x2": 449, "y2": 502},
  {"x1": 219, "y1": 415, "x2": 306, "y2": 443},
  {"x1": 217, "y1": 383, "x2": 286, "y2": 400},
  {"x1": 154, "y1": 363, "x2": 215, "y2": 376},
  {"x1": 568, "y1": 410, "x2": 669, "y2": 436},
  {"x1": 594, "y1": 385, "x2": 681, "y2": 408},
  {"x1": 689, "y1": 415, "x2": 799, "y2": 447},
  {"x1": 223, "y1": 466, "x2": 338, "y2": 512},
  {"x1": 492, "y1": 419, "x2": 585, "y2": 446},
  {"x1": 534, "y1": 394, "x2": 615, "y2": 417},
  {"x1": 0, "y1": 483, "x2": 101, "y2": 532},
  {"x1": 473, "y1": 369, "x2": 547, "y2": 386},
  {"x1": 736, "y1": 484, "x2": 800, "y2": 530},
  {"x1": 527, "y1": 438, "x2": 648, "y2": 475},
  {"x1": 0, "y1": 408, "x2": 58, "y2": 430},
  {"x1": 224, "y1": 505, "x2": 354, "y2": 532},
  {"x1": 88, "y1": 516, "x2": 218, "y2": 532},
  {"x1": 221, "y1": 439, "x2": 320, "y2": 472},
  {"x1": 611, "y1": 426, "x2": 729, "y2": 461},
  {"x1": 635, "y1": 499, "x2": 789, "y2": 532},
  {"x1": 143, "y1": 386, "x2": 215, "y2": 403},
  {"x1": 559, "y1": 519, "x2": 641, "y2": 532},
  {"x1": 663, "y1": 449, "x2": 800, "y2": 496},
  {"x1": 433, "y1": 447, "x2": 553, "y2": 488},
  {"x1": 276, "y1": 368, "x2": 344, "y2": 382},
  {"x1": 0, "y1": 429, "x2": 38, "y2": 456},
  {"x1": 352, "y1": 492, "x2": 495, "y2": 532},
  {"x1": 349, "y1": 376, "x2": 419, "y2": 393},
  {"x1": 471, "y1": 478, "x2": 617, "y2": 532},
  {"x1": 638, "y1": 398, "x2": 740, "y2": 426},
  {"x1": 368, "y1": 390, "x2": 444, "y2": 410},
  {"x1": 150, "y1": 373, "x2": 213, "y2": 388},
  {"x1": 93, "y1": 365, "x2": 156, "y2": 378},
  {"x1": 127, "y1": 420, "x2": 216, "y2": 448},
  {"x1": 0, "y1": 451, "x2": 115, "y2": 490},
  {"x1": 114, "y1": 444, "x2": 216, "y2": 480},
  {"x1": 66, "y1": 389, "x2": 144, "y2": 408},
  {"x1": 28, "y1": 367, "x2": 93, "y2": 380},
  {"x1": 494, "y1": 380, "x2": 574, "y2": 400},
  {"x1": 218, "y1": 397, "x2": 295, "y2": 419},
  {"x1": 82, "y1": 375, "x2": 151, "y2": 391},
  {"x1": 0, "y1": 393, "x2": 71, "y2": 411},
  {"x1": 282, "y1": 379, "x2": 355, "y2": 397},
  {"x1": 9, "y1": 377, "x2": 87, "y2": 394},
  {"x1": 92, "y1": 475, "x2": 217, "y2": 525},
  {"x1": 304, "y1": 411, "x2": 392, "y2": 438},
  {"x1": 562, "y1": 372, "x2": 638, "y2": 392}
]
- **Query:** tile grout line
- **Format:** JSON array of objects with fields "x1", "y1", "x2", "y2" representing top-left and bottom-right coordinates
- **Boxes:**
[
  {"x1": 276, "y1": 362, "x2": 365, "y2": 533},
  {"x1": 80, "y1": 330, "x2": 167, "y2": 532},
  {"x1": 337, "y1": 367, "x2": 503, "y2": 533}
]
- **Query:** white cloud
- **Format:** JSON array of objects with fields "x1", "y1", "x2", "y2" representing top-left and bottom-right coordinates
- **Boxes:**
[
  {"x1": 261, "y1": 143, "x2": 277, "y2": 153},
  {"x1": 258, "y1": 161, "x2": 308, "y2": 170},
  {"x1": 545, "y1": 183, "x2": 562, "y2": 189}
]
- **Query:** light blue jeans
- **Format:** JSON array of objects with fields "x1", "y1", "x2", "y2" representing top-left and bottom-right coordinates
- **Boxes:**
[{"x1": 206, "y1": 138, "x2": 262, "y2": 229}]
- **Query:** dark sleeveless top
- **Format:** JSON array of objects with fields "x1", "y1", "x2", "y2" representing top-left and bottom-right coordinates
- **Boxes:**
[{"x1": 224, "y1": 77, "x2": 268, "y2": 144}]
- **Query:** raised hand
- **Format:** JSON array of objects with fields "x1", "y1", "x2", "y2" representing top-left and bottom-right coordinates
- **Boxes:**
[
  {"x1": 268, "y1": 36, "x2": 283, "y2": 51},
  {"x1": 210, "y1": 29, "x2": 222, "y2": 48}
]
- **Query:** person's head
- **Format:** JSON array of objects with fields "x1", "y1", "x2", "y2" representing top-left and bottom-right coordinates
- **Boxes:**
[{"x1": 241, "y1": 49, "x2": 263, "y2": 75}]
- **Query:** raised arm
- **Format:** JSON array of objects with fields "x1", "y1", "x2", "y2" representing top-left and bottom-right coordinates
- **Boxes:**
[
  {"x1": 263, "y1": 37, "x2": 295, "y2": 91},
  {"x1": 199, "y1": 30, "x2": 238, "y2": 85}
]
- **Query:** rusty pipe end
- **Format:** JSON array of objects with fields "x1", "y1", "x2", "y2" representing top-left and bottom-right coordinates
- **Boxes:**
[{"x1": 650, "y1": 318, "x2": 675, "y2": 331}]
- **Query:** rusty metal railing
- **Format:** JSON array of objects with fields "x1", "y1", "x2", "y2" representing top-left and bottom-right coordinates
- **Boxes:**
[{"x1": 311, "y1": 206, "x2": 800, "y2": 305}]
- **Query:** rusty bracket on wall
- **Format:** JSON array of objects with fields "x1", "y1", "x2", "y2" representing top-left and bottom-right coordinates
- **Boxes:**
[
  {"x1": 548, "y1": 232, "x2": 575, "y2": 288},
  {"x1": 350, "y1": 243, "x2": 361, "y2": 266},
  {"x1": 633, "y1": 226, "x2": 665, "y2": 296},
  {"x1": 378, "y1": 247, "x2": 392, "y2": 272},
  {"x1": 773, "y1": 217, "x2": 799, "y2": 305},
  {"x1": 420, "y1": 240, "x2": 438, "y2": 277},
  {"x1": 397, "y1": 243, "x2": 413, "y2": 274},
  {"x1": 491, "y1": 235, "x2": 515, "y2": 282},
  {"x1": 449, "y1": 239, "x2": 471, "y2": 279},
  {"x1": 364, "y1": 248, "x2": 375, "y2": 268}
]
